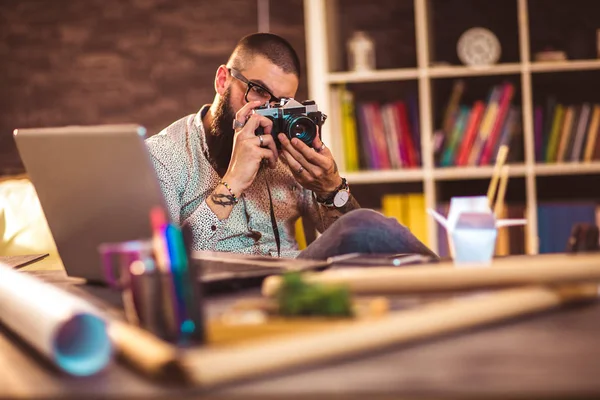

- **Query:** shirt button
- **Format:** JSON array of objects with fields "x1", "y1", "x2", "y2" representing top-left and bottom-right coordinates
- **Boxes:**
[{"x1": 211, "y1": 225, "x2": 217, "y2": 231}]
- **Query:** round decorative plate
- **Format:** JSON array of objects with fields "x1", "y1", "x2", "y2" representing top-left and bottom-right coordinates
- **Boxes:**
[{"x1": 457, "y1": 27, "x2": 501, "y2": 67}]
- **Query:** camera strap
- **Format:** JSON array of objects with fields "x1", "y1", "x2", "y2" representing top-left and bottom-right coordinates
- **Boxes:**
[{"x1": 262, "y1": 169, "x2": 281, "y2": 258}]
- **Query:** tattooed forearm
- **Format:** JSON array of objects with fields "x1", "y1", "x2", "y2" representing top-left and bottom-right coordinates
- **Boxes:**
[
  {"x1": 210, "y1": 193, "x2": 237, "y2": 207},
  {"x1": 317, "y1": 194, "x2": 361, "y2": 230}
]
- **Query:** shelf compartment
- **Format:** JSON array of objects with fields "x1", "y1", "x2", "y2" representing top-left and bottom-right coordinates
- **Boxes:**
[
  {"x1": 536, "y1": 174, "x2": 600, "y2": 202},
  {"x1": 428, "y1": 0, "x2": 520, "y2": 66},
  {"x1": 531, "y1": 70, "x2": 600, "y2": 164},
  {"x1": 528, "y1": 0, "x2": 600, "y2": 62},
  {"x1": 335, "y1": 81, "x2": 421, "y2": 173},
  {"x1": 431, "y1": 75, "x2": 525, "y2": 168},
  {"x1": 351, "y1": 180, "x2": 424, "y2": 211},
  {"x1": 332, "y1": 0, "x2": 417, "y2": 72}
]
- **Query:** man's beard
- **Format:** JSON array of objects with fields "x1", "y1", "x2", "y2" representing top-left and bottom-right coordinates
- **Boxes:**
[{"x1": 207, "y1": 87, "x2": 236, "y2": 177}]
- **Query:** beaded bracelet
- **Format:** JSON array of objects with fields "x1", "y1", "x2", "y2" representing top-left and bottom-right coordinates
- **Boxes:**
[{"x1": 219, "y1": 180, "x2": 239, "y2": 204}]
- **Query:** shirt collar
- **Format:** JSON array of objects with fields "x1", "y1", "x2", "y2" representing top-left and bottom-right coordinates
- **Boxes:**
[
  {"x1": 194, "y1": 104, "x2": 210, "y2": 130},
  {"x1": 193, "y1": 104, "x2": 211, "y2": 153}
]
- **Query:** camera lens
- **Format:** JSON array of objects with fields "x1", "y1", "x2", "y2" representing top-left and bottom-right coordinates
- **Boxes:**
[{"x1": 285, "y1": 115, "x2": 316, "y2": 147}]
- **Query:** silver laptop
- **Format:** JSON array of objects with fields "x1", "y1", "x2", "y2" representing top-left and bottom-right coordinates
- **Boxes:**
[
  {"x1": 14, "y1": 124, "x2": 166, "y2": 283},
  {"x1": 14, "y1": 124, "x2": 329, "y2": 285}
]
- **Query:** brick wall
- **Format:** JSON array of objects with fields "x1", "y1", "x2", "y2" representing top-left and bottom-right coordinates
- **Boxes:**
[{"x1": 0, "y1": 0, "x2": 307, "y2": 174}]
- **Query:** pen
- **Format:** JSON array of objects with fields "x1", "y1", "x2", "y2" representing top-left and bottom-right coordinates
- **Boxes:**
[
  {"x1": 150, "y1": 207, "x2": 171, "y2": 273},
  {"x1": 149, "y1": 206, "x2": 179, "y2": 340},
  {"x1": 165, "y1": 223, "x2": 188, "y2": 325},
  {"x1": 165, "y1": 222, "x2": 205, "y2": 344}
]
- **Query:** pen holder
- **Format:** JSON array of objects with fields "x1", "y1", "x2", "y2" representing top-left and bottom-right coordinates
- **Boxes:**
[{"x1": 98, "y1": 239, "x2": 205, "y2": 345}]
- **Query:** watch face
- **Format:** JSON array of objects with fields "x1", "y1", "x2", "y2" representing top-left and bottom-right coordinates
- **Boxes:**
[{"x1": 333, "y1": 190, "x2": 350, "y2": 208}]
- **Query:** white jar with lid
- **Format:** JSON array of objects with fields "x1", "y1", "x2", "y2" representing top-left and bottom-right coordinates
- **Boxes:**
[{"x1": 347, "y1": 31, "x2": 375, "y2": 72}]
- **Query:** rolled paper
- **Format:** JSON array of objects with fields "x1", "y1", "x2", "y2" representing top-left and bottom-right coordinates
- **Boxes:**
[{"x1": 0, "y1": 263, "x2": 113, "y2": 376}]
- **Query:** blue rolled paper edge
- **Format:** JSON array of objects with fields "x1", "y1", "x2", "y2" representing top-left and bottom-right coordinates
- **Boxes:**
[{"x1": 52, "y1": 313, "x2": 113, "y2": 376}]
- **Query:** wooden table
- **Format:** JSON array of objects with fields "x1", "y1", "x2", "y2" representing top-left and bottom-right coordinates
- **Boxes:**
[{"x1": 2, "y1": 256, "x2": 600, "y2": 399}]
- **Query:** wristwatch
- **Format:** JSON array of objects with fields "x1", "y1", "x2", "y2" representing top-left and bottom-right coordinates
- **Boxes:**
[{"x1": 316, "y1": 178, "x2": 350, "y2": 208}]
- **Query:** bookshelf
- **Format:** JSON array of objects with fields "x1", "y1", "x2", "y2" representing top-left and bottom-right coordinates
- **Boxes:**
[{"x1": 303, "y1": 0, "x2": 600, "y2": 255}]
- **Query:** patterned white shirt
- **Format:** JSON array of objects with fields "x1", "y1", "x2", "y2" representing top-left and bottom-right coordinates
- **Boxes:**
[{"x1": 145, "y1": 106, "x2": 326, "y2": 258}]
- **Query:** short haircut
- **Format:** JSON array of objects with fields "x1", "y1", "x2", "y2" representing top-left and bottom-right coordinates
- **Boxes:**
[{"x1": 228, "y1": 33, "x2": 301, "y2": 78}]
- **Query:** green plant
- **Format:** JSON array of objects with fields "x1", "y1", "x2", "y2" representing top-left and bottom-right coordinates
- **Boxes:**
[{"x1": 276, "y1": 272, "x2": 353, "y2": 317}]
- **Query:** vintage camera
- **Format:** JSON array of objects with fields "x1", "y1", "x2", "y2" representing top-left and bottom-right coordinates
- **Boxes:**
[{"x1": 254, "y1": 98, "x2": 327, "y2": 148}]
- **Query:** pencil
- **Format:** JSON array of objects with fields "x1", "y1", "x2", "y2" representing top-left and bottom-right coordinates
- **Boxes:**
[
  {"x1": 487, "y1": 145, "x2": 509, "y2": 208},
  {"x1": 493, "y1": 165, "x2": 509, "y2": 217}
]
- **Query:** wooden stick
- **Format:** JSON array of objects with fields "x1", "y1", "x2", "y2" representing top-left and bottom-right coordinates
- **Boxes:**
[
  {"x1": 487, "y1": 145, "x2": 509, "y2": 208},
  {"x1": 108, "y1": 320, "x2": 187, "y2": 383},
  {"x1": 180, "y1": 284, "x2": 598, "y2": 387},
  {"x1": 493, "y1": 165, "x2": 510, "y2": 217},
  {"x1": 261, "y1": 253, "x2": 600, "y2": 297}
]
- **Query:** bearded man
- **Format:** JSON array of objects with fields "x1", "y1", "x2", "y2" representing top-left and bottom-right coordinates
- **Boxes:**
[{"x1": 146, "y1": 32, "x2": 436, "y2": 260}]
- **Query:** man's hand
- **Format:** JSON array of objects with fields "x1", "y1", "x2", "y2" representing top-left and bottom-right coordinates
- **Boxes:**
[
  {"x1": 277, "y1": 132, "x2": 342, "y2": 198},
  {"x1": 221, "y1": 101, "x2": 279, "y2": 198}
]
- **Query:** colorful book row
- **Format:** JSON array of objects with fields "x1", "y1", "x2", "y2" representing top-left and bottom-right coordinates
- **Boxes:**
[
  {"x1": 534, "y1": 100, "x2": 600, "y2": 163},
  {"x1": 436, "y1": 81, "x2": 523, "y2": 167},
  {"x1": 337, "y1": 87, "x2": 421, "y2": 171}
]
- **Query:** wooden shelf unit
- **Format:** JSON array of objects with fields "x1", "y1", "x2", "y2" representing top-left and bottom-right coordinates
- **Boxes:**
[{"x1": 303, "y1": 0, "x2": 600, "y2": 255}]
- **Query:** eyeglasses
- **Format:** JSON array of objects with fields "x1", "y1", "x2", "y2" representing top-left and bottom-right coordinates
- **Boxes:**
[{"x1": 228, "y1": 67, "x2": 280, "y2": 104}]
